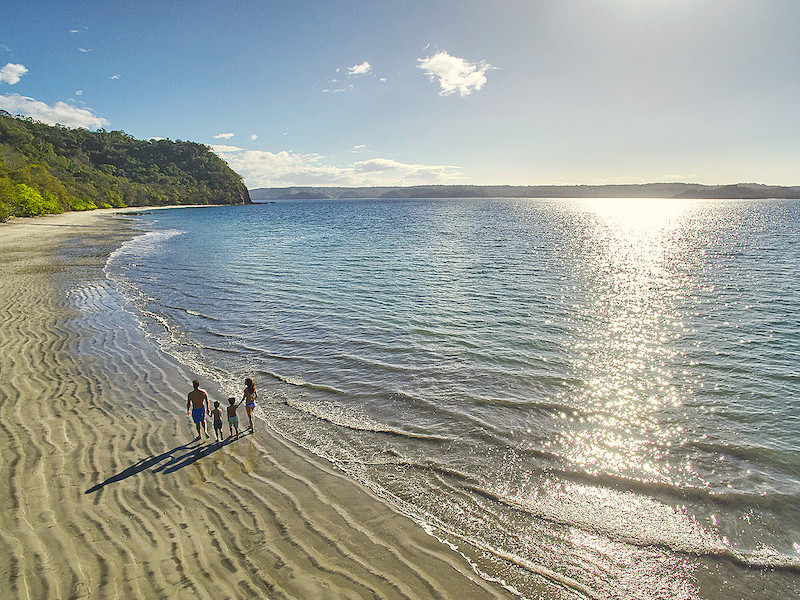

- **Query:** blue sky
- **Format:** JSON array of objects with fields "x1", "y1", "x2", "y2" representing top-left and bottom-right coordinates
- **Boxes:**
[{"x1": 2, "y1": 1, "x2": 799, "y2": 188}]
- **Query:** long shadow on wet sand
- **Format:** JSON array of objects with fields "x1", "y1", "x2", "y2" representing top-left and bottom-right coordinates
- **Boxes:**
[{"x1": 85, "y1": 431, "x2": 252, "y2": 494}]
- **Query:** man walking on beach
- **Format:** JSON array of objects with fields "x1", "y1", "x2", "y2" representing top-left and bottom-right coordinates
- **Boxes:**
[{"x1": 187, "y1": 379, "x2": 210, "y2": 439}]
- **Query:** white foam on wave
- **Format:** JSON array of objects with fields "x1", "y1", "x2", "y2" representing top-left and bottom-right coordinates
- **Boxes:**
[
  {"x1": 107, "y1": 229, "x2": 186, "y2": 270},
  {"x1": 286, "y1": 397, "x2": 446, "y2": 441}
]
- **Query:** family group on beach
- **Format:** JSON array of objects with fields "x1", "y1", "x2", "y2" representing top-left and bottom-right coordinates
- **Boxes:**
[{"x1": 186, "y1": 377, "x2": 258, "y2": 443}]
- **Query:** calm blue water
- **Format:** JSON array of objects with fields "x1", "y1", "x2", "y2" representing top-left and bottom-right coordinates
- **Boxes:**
[{"x1": 107, "y1": 198, "x2": 800, "y2": 599}]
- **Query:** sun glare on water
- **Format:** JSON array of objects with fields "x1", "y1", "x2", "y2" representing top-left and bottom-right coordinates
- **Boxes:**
[{"x1": 557, "y1": 197, "x2": 697, "y2": 482}]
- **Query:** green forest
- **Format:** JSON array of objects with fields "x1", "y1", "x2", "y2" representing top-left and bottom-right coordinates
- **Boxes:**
[{"x1": 0, "y1": 111, "x2": 250, "y2": 222}]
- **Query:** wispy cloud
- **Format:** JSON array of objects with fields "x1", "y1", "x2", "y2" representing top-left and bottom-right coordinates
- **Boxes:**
[
  {"x1": 75, "y1": 90, "x2": 83, "y2": 96},
  {"x1": 211, "y1": 146, "x2": 464, "y2": 187},
  {"x1": 417, "y1": 51, "x2": 494, "y2": 96},
  {"x1": 70, "y1": 29, "x2": 79, "y2": 33},
  {"x1": 323, "y1": 60, "x2": 381, "y2": 94},
  {"x1": 0, "y1": 93, "x2": 109, "y2": 129},
  {"x1": 213, "y1": 132, "x2": 234, "y2": 139},
  {"x1": 250, "y1": 134, "x2": 258, "y2": 141},
  {"x1": 347, "y1": 61, "x2": 372, "y2": 76},
  {"x1": 352, "y1": 144, "x2": 367, "y2": 153},
  {"x1": 0, "y1": 63, "x2": 28, "y2": 85},
  {"x1": 78, "y1": 48, "x2": 91, "y2": 53},
  {"x1": 210, "y1": 144, "x2": 244, "y2": 153},
  {"x1": 322, "y1": 85, "x2": 354, "y2": 94},
  {"x1": 110, "y1": 74, "x2": 120, "y2": 80},
  {"x1": 352, "y1": 158, "x2": 462, "y2": 183}
]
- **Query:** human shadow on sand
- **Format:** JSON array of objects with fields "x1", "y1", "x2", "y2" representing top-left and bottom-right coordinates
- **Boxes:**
[{"x1": 85, "y1": 432, "x2": 251, "y2": 494}]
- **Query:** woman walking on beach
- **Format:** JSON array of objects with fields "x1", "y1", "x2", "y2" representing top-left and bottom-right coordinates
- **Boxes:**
[{"x1": 243, "y1": 377, "x2": 257, "y2": 432}]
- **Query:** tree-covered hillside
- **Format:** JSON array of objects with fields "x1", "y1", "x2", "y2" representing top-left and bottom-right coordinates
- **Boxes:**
[{"x1": 0, "y1": 111, "x2": 250, "y2": 222}]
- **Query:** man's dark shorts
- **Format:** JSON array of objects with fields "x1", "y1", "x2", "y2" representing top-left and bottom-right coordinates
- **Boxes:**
[{"x1": 192, "y1": 407, "x2": 206, "y2": 424}]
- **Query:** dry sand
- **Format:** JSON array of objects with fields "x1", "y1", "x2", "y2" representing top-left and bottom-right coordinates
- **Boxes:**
[{"x1": 0, "y1": 209, "x2": 515, "y2": 599}]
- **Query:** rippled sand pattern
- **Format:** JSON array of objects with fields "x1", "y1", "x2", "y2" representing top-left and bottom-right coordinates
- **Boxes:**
[{"x1": 0, "y1": 211, "x2": 514, "y2": 600}]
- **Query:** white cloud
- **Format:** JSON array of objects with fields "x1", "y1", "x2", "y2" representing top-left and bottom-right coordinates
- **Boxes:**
[
  {"x1": 352, "y1": 144, "x2": 367, "y2": 153},
  {"x1": 347, "y1": 61, "x2": 372, "y2": 76},
  {"x1": 352, "y1": 158, "x2": 462, "y2": 182},
  {"x1": 110, "y1": 74, "x2": 120, "y2": 80},
  {"x1": 78, "y1": 48, "x2": 91, "y2": 53},
  {"x1": 213, "y1": 132, "x2": 234, "y2": 139},
  {"x1": 323, "y1": 61, "x2": 379, "y2": 94},
  {"x1": 250, "y1": 134, "x2": 257, "y2": 141},
  {"x1": 417, "y1": 51, "x2": 494, "y2": 96},
  {"x1": 322, "y1": 85, "x2": 354, "y2": 94},
  {"x1": 0, "y1": 93, "x2": 109, "y2": 129},
  {"x1": 75, "y1": 90, "x2": 83, "y2": 95},
  {"x1": 210, "y1": 144, "x2": 244, "y2": 153},
  {"x1": 70, "y1": 29, "x2": 79, "y2": 33},
  {"x1": 211, "y1": 147, "x2": 465, "y2": 188},
  {"x1": 0, "y1": 63, "x2": 28, "y2": 85}
]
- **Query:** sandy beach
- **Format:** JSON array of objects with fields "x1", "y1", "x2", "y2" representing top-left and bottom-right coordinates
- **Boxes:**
[{"x1": 0, "y1": 209, "x2": 514, "y2": 600}]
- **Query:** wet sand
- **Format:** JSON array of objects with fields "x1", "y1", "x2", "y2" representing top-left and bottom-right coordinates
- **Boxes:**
[{"x1": 0, "y1": 209, "x2": 515, "y2": 599}]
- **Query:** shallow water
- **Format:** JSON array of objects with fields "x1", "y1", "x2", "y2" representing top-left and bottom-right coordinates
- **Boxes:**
[{"x1": 107, "y1": 198, "x2": 800, "y2": 598}]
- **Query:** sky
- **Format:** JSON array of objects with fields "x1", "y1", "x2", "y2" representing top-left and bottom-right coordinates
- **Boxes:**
[{"x1": 2, "y1": 0, "x2": 799, "y2": 188}]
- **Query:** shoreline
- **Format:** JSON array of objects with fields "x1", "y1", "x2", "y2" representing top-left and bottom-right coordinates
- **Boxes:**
[{"x1": 0, "y1": 209, "x2": 514, "y2": 599}]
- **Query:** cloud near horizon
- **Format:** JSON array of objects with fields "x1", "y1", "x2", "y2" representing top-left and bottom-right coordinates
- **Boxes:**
[
  {"x1": 417, "y1": 51, "x2": 493, "y2": 96},
  {"x1": 210, "y1": 144, "x2": 243, "y2": 153},
  {"x1": 0, "y1": 63, "x2": 28, "y2": 85},
  {"x1": 211, "y1": 146, "x2": 465, "y2": 187},
  {"x1": 0, "y1": 93, "x2": 109, "y2": 129},
  {"x1": 213, "y1": 132, "x2": 234, "y2": 139}
]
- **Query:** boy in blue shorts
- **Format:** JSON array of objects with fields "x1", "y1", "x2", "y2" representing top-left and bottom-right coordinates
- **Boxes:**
[{"x1": 226, "y1": 396, "x2": 242, "y2": 439}]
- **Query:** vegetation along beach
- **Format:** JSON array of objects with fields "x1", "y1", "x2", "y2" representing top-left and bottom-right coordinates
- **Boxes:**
[{"x1": 2, "y1": 2, "x2": 800, "y2": 599}]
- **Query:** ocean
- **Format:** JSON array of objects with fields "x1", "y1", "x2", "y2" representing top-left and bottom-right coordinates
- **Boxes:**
[{"x1": 106, "y1": 198, "x2": 800, "y2": 599}]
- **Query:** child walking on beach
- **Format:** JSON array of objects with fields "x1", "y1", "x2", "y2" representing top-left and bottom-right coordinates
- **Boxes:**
[
  {"x1": 243, "y1": 377, "x2": 257, "y2": 432},
  {"x1": 211, "y1": 400, "x2": 224, "y2": 444},
  {"x1": 226, "y1": 397, "x2": 241, "y2": 439}
]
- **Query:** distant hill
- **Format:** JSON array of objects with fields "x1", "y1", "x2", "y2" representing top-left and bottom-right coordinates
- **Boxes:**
[
  {"x1": 250, "y1": 183, "x2": 800, "y2": 202},
  {"x1": 0, "y1": 111, "x2": 250, "y2": 222}
]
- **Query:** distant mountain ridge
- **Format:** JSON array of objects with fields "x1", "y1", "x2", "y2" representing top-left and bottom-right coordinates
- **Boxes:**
[
  {"x1": 0, "y1": 111, "x2": 250, "y2": 221},
  {"x1": 251, "y1": 183, "x2": 800, "y2": 202}
]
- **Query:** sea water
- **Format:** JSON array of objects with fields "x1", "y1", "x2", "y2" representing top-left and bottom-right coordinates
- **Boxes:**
[{"x1": 106, "y1": 198, "x2": 800, "y2": 598}]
